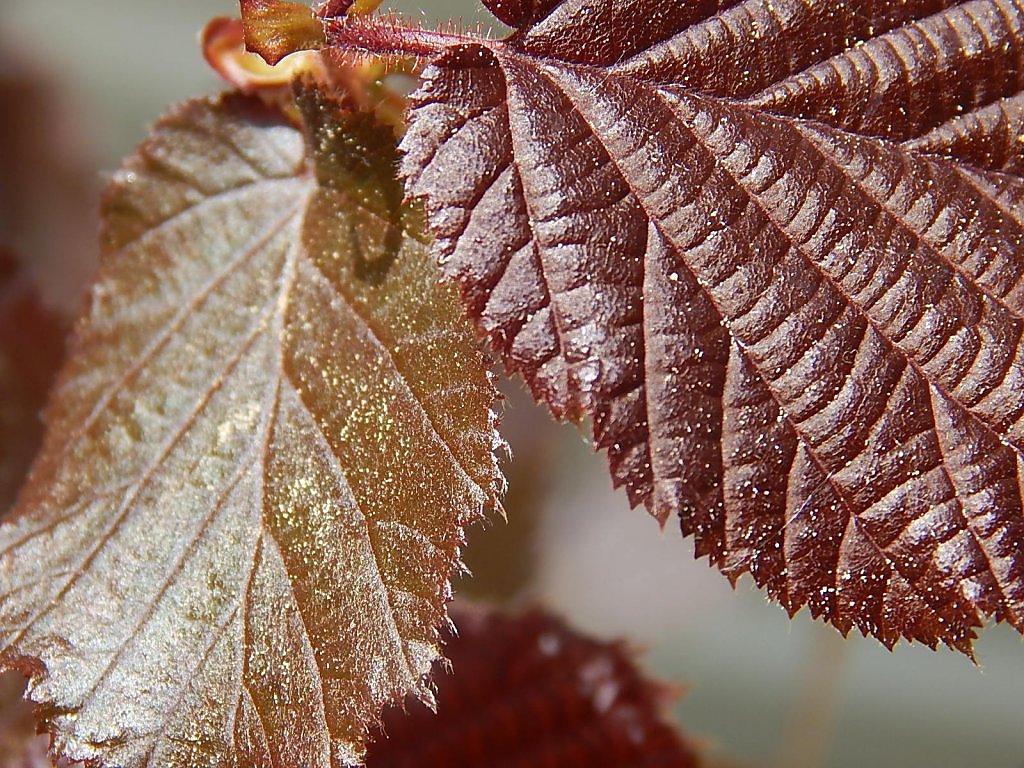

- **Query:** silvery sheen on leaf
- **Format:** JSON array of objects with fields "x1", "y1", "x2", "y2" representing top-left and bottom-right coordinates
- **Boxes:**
[{"x1": 0, "y1": 89, "x2": 501, "y2": 766}]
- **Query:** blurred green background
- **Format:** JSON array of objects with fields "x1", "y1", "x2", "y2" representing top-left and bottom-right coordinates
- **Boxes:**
[{"x1": 1, "y1": 2, "x2": 1022, "y2": 766}]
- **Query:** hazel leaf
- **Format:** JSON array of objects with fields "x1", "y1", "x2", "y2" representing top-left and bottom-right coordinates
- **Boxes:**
[
  {"x1": 290, "y1": 0, "x2": 1024, "y2": 653},
  {"x1": 365, "y1": 608, "x2": 699, "y2": 767},
  {"x1": 0, "y1": 88, "x2": 501, "y2": 767},
  {"x1": 0, "y1": 251, "x2": 66, "y2": 514},
  {"x1": 0, "y1": 670, "x2": 59, "y2": 767}
]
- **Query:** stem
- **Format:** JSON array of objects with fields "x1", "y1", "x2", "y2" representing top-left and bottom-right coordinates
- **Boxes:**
[
  {"x1": 774, "y1": 625, "x2": 848, "y2": 768},
  {"x1": 322, "y1": 15, "x2": 492, "y2": 59}
]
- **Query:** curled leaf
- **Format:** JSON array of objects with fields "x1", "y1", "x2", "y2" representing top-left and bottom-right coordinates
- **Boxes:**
[
  {"x1": 202, "y1": 16, "x2": 323, "y2": 94},
  {"x1": 240, "y1": 0, "x2": 326, "y2": 65},
  {"x1": 0, "y1": 85, "x2": 501, "y2": 766}
]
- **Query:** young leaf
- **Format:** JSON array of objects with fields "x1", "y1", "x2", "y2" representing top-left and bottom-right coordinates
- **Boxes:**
[
  {"x1": 288, "y1": 0, "x2": 1024, "y2": 653},
  {"x1": 240, "y1": 0, "x2": 325, "y2": 65},
  {"x1": 0, "y1": 88, "x2": 501, "y2": 766},
  {"x1": 365, "y1": 607, "x2": 698, "y2": 767}
]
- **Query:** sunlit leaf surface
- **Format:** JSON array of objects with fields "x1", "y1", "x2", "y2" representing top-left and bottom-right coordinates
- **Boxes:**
[
  {"x1": 281, "y1": 0, "x2": 1024, "y2": 652},
  {"x1": 0, "y1": 89, "x2": 501, "y2": 766}
]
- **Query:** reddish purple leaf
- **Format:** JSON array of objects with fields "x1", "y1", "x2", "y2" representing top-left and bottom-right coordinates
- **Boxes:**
[
  {"x1": 0, "y1": 252, "x2": 66, "y2": 514},
  {"x1": 365, "y1": 608, "x2": 698, "y2": 767},
  {"x1": 296, "y1": 0, "x2": 1024, "y2": 653},
  {"x1": 0, "y1": 671, "x2": 58, "y2": 768}
]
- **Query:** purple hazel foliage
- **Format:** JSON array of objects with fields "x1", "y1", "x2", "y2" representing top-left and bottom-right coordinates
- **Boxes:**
[{"x1": 245, "y1": 0, "x2": 1024, "y2": 654}]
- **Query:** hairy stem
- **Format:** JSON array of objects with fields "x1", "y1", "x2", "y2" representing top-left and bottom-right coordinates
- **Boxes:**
[{"x1": 322, "y1": 15, "x2": 491, "y2": 59}]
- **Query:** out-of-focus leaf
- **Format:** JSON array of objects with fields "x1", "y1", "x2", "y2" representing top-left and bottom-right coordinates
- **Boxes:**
[
  {"x1": 364, "y1": 607, "x2": 699, "y2": 767},
  {"x1": 0, "y1": 251, "x2": 65, "y2": 514},
  {"x1": 0, "y1": 670, "x2": 57, "y2": 768},
  {"x1": 268, "y1": 0, "x2": 1024, "y2": 653},
  {"x1": 0, "y1": 86, "x2": 501, "y2": 767},
  {"x1": 0, "y1": 668, "x2": 82, "y2": 768},
  {"x1": 0, "y1": 48, "x2": 97, "y2": 308}
]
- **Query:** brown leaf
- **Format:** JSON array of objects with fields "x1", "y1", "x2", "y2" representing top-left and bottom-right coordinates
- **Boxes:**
[
  {"x1": 240, "y1": 0, "x2": 326, "y2": 64},
  {"x1": 364, "y1": 607, "x2": 698, "y2": 767},
  {"x1": 294, "y1": 0, "x2": 1024, "y2": 652},
  {"x1": 0, "y1": 86, "x2": 501, "y2": 766}
]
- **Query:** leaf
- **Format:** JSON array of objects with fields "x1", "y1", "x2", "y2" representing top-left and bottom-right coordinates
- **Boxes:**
[
  {"x1": 364, "y1": 607, "x2": 698, "y2": 767},
  {"x1": 0, "y1": 86, "x2": 501, "y2": 767},
  {"x1": 289, "y1": 0, "x2": 1024, "y2": 653},
  {"x1": 202, "y1": 16, "x2": 318, "y2": 94},
  {"x1": 0, "y1": 669, "x2": 80, "y2": 768},
  {"x1": 0, "y1": 250, "x2": 66, "y2": 514},
  {"x1": 241, "y1": 0, "x2": 325, "y2": 65},
  {"x1": 0, "y1": 48, "x2": 98, "y2": 308},
  {"x1": 457, "y1": 385, "x2": 555, "y2": 603},
  {"x1": 0, "y1": 670, "x2": 59, "y2": 768}
]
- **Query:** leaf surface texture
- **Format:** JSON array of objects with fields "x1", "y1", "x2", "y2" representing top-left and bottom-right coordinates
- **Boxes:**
[
  {"x1": 311, "y1": 0, "x2": 1024, "y2": 651},
  {"x1": 0, "y1": 91, "x2": 500, "y2": 766}
]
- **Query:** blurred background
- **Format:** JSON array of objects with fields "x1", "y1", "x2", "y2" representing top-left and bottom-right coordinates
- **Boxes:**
[{"x1": 0, "y1": 1, "x2": 1022, "y2": 766}]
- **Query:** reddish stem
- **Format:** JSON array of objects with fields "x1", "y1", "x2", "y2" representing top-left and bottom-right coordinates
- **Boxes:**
[{"x1": 322, "y1": 15, "x2": 492, "y2": 59}]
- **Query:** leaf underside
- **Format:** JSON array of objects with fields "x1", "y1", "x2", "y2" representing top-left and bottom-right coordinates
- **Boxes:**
[
  {"x1": 361, "y1": 0, "x2": 1024, "y2": 652},
  {"x1": 365, "y1": 607, "x2": 698, "y2": 767},
  {"x1": 0, "y1": 90, "x2": 500, "y2": 766}
]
